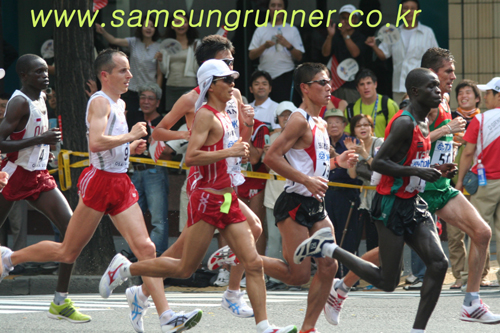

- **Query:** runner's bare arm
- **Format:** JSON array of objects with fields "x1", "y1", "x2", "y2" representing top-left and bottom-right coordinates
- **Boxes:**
[
  {"x1": 372, "y1": 116, "x2": 440, "y2": 182},
  {"x1": 185, "y1": 109, "x2": 248, "y2": 167},
  {"x1": 0, "y1": 97, "x2": 60, "y2": 153},
  {"x1": 87, "y1": 97, "x2": 147, "y2": 152},
  {"x1": 151, "y1": 91, "x2": 196, "y2": 142}
]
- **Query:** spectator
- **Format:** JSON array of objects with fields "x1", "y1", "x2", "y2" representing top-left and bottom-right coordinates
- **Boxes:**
[
  {"x1": 323, "y1": 108, "x2": 362, "y2": 278},
  {"x1": 96, "y1": 15, "x2": 161, "y2": 130},
  {"x1": 0, "y1": 93, "x2": 9, "y2": 121},
  {"x1": 456, "y1": 77, "x2": 500, "y2": 286},
  {"x1": 262, "y1": 101, "x2": 295, "y2": 290},
  {"x1": 345, "y1": 114, "x2": 383, "y2": 255},
  {"x1": 345, "y1": 69, "x2": 399, "y2": 137},
  {"x1": 249, "y1": 70, "x2": 279, "y2": 131},
  {"x1": 322, "y1": 4, "x2": 366, "y2": 103},
  {"x1": 365, "y1": 0, "x2": 438, "y2": 103},
  {"x1": 448, "y1": 79, "x2": 490, "y2": 289},
  {"x1": 129, "y1": 82, "x2": 170, "y2": 254},
  {"x1": 158, "y1": 14, "x2": 200, "y2": 113},
  {"x1": 248, "y1": 0, "x2": 305, "y2": 103}
]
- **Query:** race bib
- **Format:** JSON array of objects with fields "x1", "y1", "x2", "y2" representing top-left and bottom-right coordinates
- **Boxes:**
[
  {"x1": 405, "y1": 157, "x2": 430, "y2": 193},
  {"x1": 430, "y1": 139, "x2": 453, "y2": 165},
  {"x1": 27, "y1": 144, "x2": 50, "y2": 171}
]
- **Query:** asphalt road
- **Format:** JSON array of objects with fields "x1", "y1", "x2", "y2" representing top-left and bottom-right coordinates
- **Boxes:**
[{"x1": 1, "y1": 288, "x2": 500, "y2": 333}]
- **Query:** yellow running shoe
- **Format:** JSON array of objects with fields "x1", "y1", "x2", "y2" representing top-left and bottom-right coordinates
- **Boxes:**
[{"x1": 47, "y1": 298, "x2": 91, "y2": 323}]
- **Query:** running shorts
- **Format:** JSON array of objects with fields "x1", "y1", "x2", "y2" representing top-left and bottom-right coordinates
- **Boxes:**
[
  {"x1": 274, "y1": 191, "x2": 327, "y2": 228},
  {"x1": 419, "y1": 187, "x2": 459, "y2": 214},
  {"x1": 0, "y1": 160, "x2": 56, "y2": 201},
  {"x1": 187, "y1": 190, "x2": 246, "y2": 229}
]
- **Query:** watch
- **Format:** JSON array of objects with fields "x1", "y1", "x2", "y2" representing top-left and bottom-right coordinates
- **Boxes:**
[
  {"x1": 287, "y1": 44, "x2": 294, "y2": 51},
  {"x1": 344, "y1": 35, "x2": 351, "y2": 40}
]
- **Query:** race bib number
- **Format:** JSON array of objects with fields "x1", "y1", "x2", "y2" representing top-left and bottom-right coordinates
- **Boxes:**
[
  {"x1": 27, "y1": 144, "x2": 50, "y2": 171},
  {"x1": 405, "y1": 157, "x2": 430, "y2": 193},
  {"x1": 430, "y1": 139, "x2": 453, "y2": 165}
]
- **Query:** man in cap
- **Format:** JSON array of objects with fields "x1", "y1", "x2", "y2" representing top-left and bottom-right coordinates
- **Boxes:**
[{"x1": 99, "y1": 59, "x2": 298, "y2": 333}]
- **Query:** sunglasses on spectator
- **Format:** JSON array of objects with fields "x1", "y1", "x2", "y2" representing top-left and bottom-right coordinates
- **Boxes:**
[
  {"x1": 222, "y1": 58, "x2": 234, "y2": 67},
  {"x1": 213, "y1": 76, "x2": 235, "y2": 84},
  {"x1": 140, "y1": 95, "x2": 157, "y2": 101},
  {"x1": 305, "y1": 79, "x2": 330, "y2": 86}
]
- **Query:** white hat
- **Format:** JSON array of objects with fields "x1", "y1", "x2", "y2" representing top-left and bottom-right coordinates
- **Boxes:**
[
  {"x1": 0, "y1": 68, "x2": 5, "y2": 80},
  {"x1": 275, "y1": 101, "x2": 297, "y2": 118},
  {"x1": 41, "y1": 39, "x2": 54, "y2": 59},
  {"x1": 477, "y1": 77, "x2": 500, "y2": 93},
  {"x1": 195, "y1": 59, "x2": 239, "y2": 112},
  {"x1": 339, "y1": 4, "x2": 357, "y2": 14}
]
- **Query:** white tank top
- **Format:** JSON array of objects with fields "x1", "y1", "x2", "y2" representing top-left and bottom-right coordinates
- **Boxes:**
[
  {"x1": 86, "y1": 91, "x2": 129, "y2": 173},
  {"x1": 284, "y1": 109, "x2": 330, "y2": 197},
  {"x1": 5, "y1": 90, "x2": 50, "y2": 171}
]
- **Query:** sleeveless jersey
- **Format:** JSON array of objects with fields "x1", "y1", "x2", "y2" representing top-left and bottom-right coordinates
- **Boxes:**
[
  {"x1": 377, "y1": 110, "x2": 431, "y2": 199},
  {"x1": 425, "y1": 99, "x2": 453, "y2": 191},
  {"x1": 5, "y1": 90, "x2": 50, "y2": 171},
  {"x1": 187, "y1": 105, "x2": 245, "y2": 192},
  {"x1": 86, "y1": 91, "x2": 129, "y2": 173},
  {"x1": 284, "y1": 109, "x2": 330, "y2": 197}
]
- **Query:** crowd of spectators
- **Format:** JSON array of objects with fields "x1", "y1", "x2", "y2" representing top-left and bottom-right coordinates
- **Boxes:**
[{"x1": 2, "y1": 0, "x2": 499, "y2": 291}]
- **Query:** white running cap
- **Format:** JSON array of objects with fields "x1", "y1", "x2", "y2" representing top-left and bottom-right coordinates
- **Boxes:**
[{"x1": 477, "y1": 77, "x2": 500, "y2": 92}]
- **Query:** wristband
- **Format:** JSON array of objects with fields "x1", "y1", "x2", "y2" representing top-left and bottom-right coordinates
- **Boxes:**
[
  {"x1": 287, "y1": 45, "x2": 294, "y2": 51},
  {"x1": 244, "y1": 122, "x2": 254, "y2": 128},
  {"x1": 333, "y1": 157, "x2": 340, "y2": 168},
  {"x1": 446, "y1": 124, "x2": 452, "y2": 134}
]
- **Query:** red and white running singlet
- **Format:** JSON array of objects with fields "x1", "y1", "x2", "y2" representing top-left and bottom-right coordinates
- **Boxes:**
[
  {"x1": 86, "y1": 91, "x2": 129, "y2": 173},
  {"x1": 187, "y1": 105, "x2": 245, "y2": 192},
  {"x1": 5, "y1": 90, "x2": 49, "y2": 171},
  {"x1": 284, "y1": 109, "x2": 330, "y2": 197}
]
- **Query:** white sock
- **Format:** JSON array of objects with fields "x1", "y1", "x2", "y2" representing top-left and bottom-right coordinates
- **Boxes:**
[
  {"x1": 159, "y1": 309, "x2": 175, "y2": 325},
  {"x1": 225, "y1": 288, "x2": 240, "y2": 297},
  {"x1": 53, "y1": 292, "x2": 68, "y2": 306},
  {"x1": 410, "y1": 329, "x2": 425, "y2": 333},
  {"x1": 256, "y1": 319, "x2": 270, "y2": 333},
  {"x1": 137, "y1": 286, "x2": 148, "y2": 302},
  {"x1": 322, "y1": 242, "x2": 338, "y2": 258},
  {"x1": 2, "y1": 251, "x2": 13, "y2": 270},
  {"x1": 334, "y1": 279, "x2": 350, "y2": 297},
  {"x1": 120, "y1": 264, "x2": 132, "y2": 278}
]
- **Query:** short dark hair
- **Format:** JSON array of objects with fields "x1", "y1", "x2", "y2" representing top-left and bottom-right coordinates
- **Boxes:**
[
  {"x1": 355, "y1": 69, "x2": 377, "y2": 86},
  {"x1": 16, "y1": 54, "x2": 44, "y2": 77},
  {"x1": 265, "y1": 0, "x2": 288, "y2": 10},
  {"x1": 349, "y1": 114, "x2": 373, "y2": 135},
  {"x1": 94, "y1": 48, "x2": 128, "y2": 81},
  {"x1": 294, "y1": 62, "x2": 328, "y2": 97},
  {"x1": 405, "y1": 67, "x2": 434, "y2": 99},
  {"x1": 400, "y1": 0, "x2": 420, "y2": 10},
  {"x1": 135, "y1": 15, "x2": 160, "y2": 42},
  {"x1": 250, "y1": 70, "x2": 272, "y2": 87},
  {"x1": 455, "y1": 79, "x2": 481, "y2": 108},
  {"x1": 195, "y1": 35, "x2": 235, "y2": 66},
  {"x1": 164, "y1": 14, "x2": 199, "y2": 46},
  {"x1": 421, "y1": 47, "x2": 455, "y2": 73}
]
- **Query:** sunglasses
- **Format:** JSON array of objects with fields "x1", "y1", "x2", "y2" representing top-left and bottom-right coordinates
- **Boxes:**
[
  {"x1": 222, "y1": 58, "x2": 234, "y2": 67},
  {"x1": 305, "y1": 79, "x2": 331, "y2": 86},
  {"x1": 213, "y1": 76, "x2": 235, "y2": 84}
]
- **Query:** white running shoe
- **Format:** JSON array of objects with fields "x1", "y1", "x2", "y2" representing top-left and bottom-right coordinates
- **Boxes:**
[
  {"x1": 324, "y1": 278, "x2": 347, "y2": 325},
  {"x1": 161, "y1": 309, "x2": 203, "y2": 332},
  {"x1": 460, "y1": 299, "x2": 500, "y2": 324},
  {"x1": 126, "y1": 286, "x2": 150, "y2": 332},
  {"x1": 262, "y1": 325, "x2": 297, "y2": 333},
  {"x1": 99, "y1": 253, "x2": 130, "y2": 298},
  {"x1": 207, "y1": 245, "x2": 239, "y2": 270},
  {"x1": 221, "y1": 289, "x2": 254, "y2": 318},
  {"x1": 0, "y1": 246, "x2": 13, "y2": 282},
  {"x1": 213, "y1": 268, "x2": 230, "y2": 287},
  {"x1": 293, "y1": 228, "x2": 335, "y2": 264}
]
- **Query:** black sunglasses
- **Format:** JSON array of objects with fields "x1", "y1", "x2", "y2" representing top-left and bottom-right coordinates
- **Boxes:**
[
  {"x1": 305, "y1": 79, "x2": 330, "y2": 86},
  {"x1": 213, "y1": 76, "x2": 235, "y2": 84},
  {"x1": 222, "y1": 58, "x2": 234, "y2": 67}
]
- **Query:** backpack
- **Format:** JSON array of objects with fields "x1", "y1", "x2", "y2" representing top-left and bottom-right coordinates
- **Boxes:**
[{"x1": 346, "y1": 95, "x2": 390, "y2": 124}]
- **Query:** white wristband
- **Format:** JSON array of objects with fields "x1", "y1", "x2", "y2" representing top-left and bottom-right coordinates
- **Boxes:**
[{"x1": 446, "y1": 124, "x2": 452, "y2": 134}]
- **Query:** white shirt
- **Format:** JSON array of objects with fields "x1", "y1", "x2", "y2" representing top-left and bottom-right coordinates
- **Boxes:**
[
  {"x1": 379, "y1": 22, "x2": 438, "y2": 93},
  {"x1": 250, "y1": 97, "x2": 280, "y2": 130},
  {"x1": 249, "y1": 23, "x2": 305, "y2": 79}
]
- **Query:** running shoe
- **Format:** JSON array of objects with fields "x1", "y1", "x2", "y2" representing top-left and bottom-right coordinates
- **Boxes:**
[
  {"x1": 460, "y1": 299, "x2": 500, "y2": 324},
  {"x1": 293, "y1": 228, "x2": 334, "y2": 264},
  {"x1": 47, "y1": 298, "x2": 91, "y2": 323},
  {"x1": 161, "y1": 309, "x2": 203, "y2": 332},
  {"x1": 299, "y1": 329, "x2": 320, "y2": 333},
  {"x1": 324, "y1": 278, "x2": 346, "y2": 325},
  {"x1": 126, "y1": 286, "x2": 150, "y2": 332},
  {"x1": 207, "y1": 245, "x2": 239, "y2": 270},
  {"x1": 99, "y1": 253, "x2": 131, "y2": 298},
  {"x1": 213, "y1": 268, "x2": 230, "y2": 287},
  {"x1": 221, "y1": 289, "x2": 254, "y2": 318},
  {"x1": 262, "y1": 325, "x2": 298, "y2": 333},
  {"x1": 0, "y1": 246, "x2": 13, "y2": 282}
]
